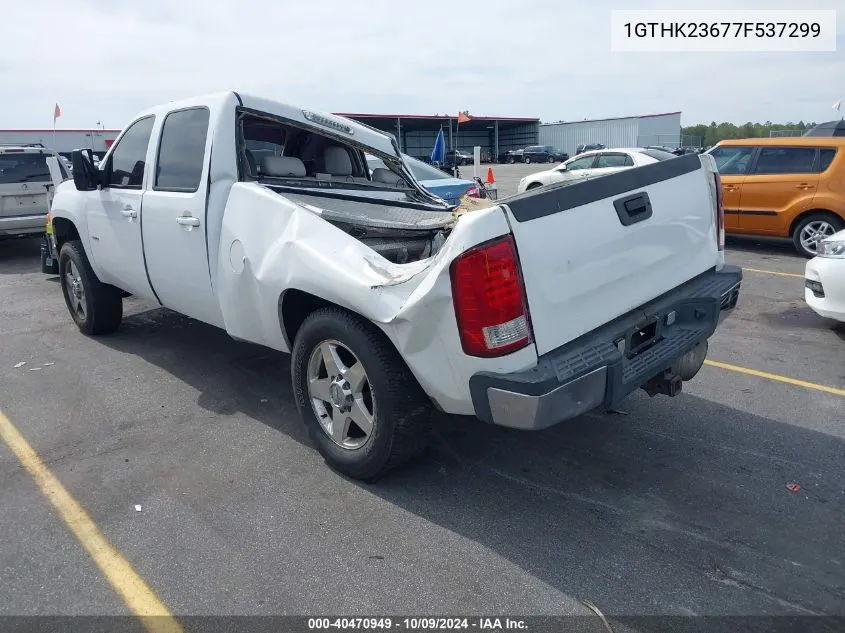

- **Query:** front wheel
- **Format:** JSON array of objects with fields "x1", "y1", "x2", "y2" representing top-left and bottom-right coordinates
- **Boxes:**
[
  {"x1": 507, "y1": 157, "x2": 515, "y2": 164},
  {"x1": 526, "y1": 182, "x2": 543, "y2": 190},
  {"x1": 792, "y1": 213, "x2": 844, "y2": 258},
  {"x1": 59, "y1": 240, "x2": 123, "y2": 335},
  {"x1": 291, "y1": 307, "x2": 431, "y2": 480},
  {"x1": 547, "y1": 156, "x2": 555, "y2": 163},
  {"x1": 524, "y1": 156, "x2": 532, "y2": 164}
]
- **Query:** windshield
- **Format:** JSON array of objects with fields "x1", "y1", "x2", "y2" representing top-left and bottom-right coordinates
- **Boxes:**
[{"x1": 0, "y1": 152, "x2": 51, "y2": 184}]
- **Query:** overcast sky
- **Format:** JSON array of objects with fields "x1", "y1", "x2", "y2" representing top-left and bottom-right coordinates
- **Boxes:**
[{"x1": 4, "y1": 0, "x2": 843, "y2": 130}]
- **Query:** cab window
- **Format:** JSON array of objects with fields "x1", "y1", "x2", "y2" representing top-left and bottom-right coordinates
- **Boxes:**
[
  {"x1": 709, "y1": 146, "x2": 754, "y2": 175},
  {"x1": 107, "y1": 116, "x2": 155, "y2": 189},
  {"x1": 563, "y1": 155, "x2": 596, "y2": 171},
  {"x1": 752, "y1": 147, "x2": 816, "y2": 175},
  {"x1": 818, "y1": 149, "x2": 837, "y2": 172},
  {"x1": 595, "y1": 153, "x2": 634, "y2": 168},
  {"x1": 154, "y1": 107, "x2": 210, "y2": 192}
]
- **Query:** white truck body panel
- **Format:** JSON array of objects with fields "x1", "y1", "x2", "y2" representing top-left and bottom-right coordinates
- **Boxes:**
[{"x1": 217, "y1": 183, "x2": 537, "y2": 414}]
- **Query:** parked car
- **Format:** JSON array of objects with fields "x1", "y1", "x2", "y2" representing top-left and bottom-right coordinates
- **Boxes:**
[
  {"x1": 444, "y1": 149, "x2": 474, "y2": 166},
  {"x1": 516, "y1": 147, "x2": 677, "y2": 193},
  {"x1": 49, "y1": 91, "x2": 741, "y2": 480},
  {"x1": 1, "y1": 145, "x2": 69, "y2": 240},
  {"x1": 522, "y1": 145, "x2": 569, "y2": 164},
  {"x1": 367, "y1": 153, "x2": 481, "y2": 206},
  {"x1": 498, "y1": 149, "x2": 523, "y2": 164},
  {"x1": 575, "y1": 143, "x2": 605, "y2": 156},
  {"x1": 804, "y1": 229, "x2": 845, "y2": 322},
  {"x1": 706, "y1": 137, "x2": 845, "y2": 257}
]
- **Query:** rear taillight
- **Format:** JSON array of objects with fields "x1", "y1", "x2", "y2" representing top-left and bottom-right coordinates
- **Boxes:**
[
  {"x1": 464, "y1": 184, "x2": 481, "y2": 198},
  {"x1": 450, "y1": 235, "x2": 533, "y2": 357},
  {"x1": 713, "y1": 172, "x2": 725, "y2": 251}
]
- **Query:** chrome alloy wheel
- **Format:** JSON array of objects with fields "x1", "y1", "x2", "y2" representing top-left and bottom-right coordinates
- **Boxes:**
[
  {"x1": 64, "y1": 260, "x2": 87, "y2": 319},
  {"x1": 306, "y1": 340, "x2": 375, "y2": 450},
  {"x1": 800, "y1": 220, "x2": 837, "y2": 254}
]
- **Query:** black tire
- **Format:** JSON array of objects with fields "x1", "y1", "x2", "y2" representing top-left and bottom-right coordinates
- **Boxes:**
[
  {"x1": 547, "y1": 156, "x2": 555, "y2": 163},
  {"x1": 291, "y1": 307, "x2": 431, "y2": 481},
  {"x1": 524, "y1": 156, "x2": 532, "y2": 164},
  {"x1": 791, "y1": 213, "x2": 845, "y2": 258},
  {"x1": 59, "y1": 240, "x2": 123, "y2": 335},
  {"x1": 507, "y1": 157, "x2": 515, "y2": 164},
  {"x1": 526, "y1": 182, "x2": 543, "y2": 190}
]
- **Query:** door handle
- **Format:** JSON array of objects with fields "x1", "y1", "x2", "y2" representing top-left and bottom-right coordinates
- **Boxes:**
[
  {"x1": 724, "y1": 186, "x2": 738, "y2": 192},
  {"x1": 120, "y1": 205, "x2": 137, "y2": 219},
  {"x1": 176, "y1": 216, "x2": 200, "y2": 227},
  {"x1": 795, "y1": 184, "x2": 814, "y2": 190}
]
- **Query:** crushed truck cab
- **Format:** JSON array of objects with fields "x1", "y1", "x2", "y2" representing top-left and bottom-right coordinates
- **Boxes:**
[{"x1": 48, "y1": 91, "x2": 741, "y2": 480}]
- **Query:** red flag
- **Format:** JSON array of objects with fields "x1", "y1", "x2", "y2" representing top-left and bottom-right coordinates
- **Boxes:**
[
  {"x1": 53, "y1": 103, "x2": 62, "y2": 122},
  {"x1": 457, "y1": 112, "x2": 471, "y2": 124}
]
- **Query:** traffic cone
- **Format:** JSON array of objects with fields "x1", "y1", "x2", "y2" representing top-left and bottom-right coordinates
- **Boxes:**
[{"x1": 486, "y1": 167, "x2": 495, "y2": 184}]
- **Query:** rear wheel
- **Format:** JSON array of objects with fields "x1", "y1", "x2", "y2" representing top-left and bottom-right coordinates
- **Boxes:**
[
  {"x1": 792, "y1": 213, "x2": 844, "y2": 258},
  {"x1": 507, "y1": 157, "x2": 515, "y2": 164},
  {"x1": 59, "y1": 240, "x2": 123, "y2": 335},
  {"x1": 547, "y1": 156, "x2": 555, "y2": 163},
  {"x1": 291, "y1": 307, "x2": 431, "y2": 481}
]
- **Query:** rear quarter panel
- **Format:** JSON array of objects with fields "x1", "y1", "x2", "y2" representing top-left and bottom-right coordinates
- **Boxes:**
[
  {"x1": 813, "y1": 151, "x2": 845, "y2": 222},
  {"x1": 215, "y1": 185, "x2": 538, "y2": 415}
]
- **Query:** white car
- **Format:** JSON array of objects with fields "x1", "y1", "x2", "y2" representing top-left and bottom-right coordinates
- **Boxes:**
[
  {"x1": 804, "y1": 229, "x2": 845, "y2": 322},
  {"x1": 48, "y1": 92, "x2": 741, "y2": 480},
  {"x1": 516, "y1": 147, "x2": 679, "y2": 194}
]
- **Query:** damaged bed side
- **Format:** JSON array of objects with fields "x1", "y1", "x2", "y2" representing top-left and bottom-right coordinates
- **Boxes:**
[{"x1": 214, "y1": 182, "x2": 521, "y2": 414}]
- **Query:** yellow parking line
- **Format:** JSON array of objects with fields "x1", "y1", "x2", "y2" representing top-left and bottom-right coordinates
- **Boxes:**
[
  {"x1": 742, "y1": 267, "x2": 804, "y2": 279},
  {"x1": 0, "y1": 409, "x2": 182, "y2": 633},
  {"x1": 704, "y1": 360, "x2": 845, "y2": 397}
]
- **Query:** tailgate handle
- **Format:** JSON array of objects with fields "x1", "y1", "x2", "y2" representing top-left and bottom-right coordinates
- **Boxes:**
[{"x1": 613, "y1": 192, "x2": 653, "y2": 226}]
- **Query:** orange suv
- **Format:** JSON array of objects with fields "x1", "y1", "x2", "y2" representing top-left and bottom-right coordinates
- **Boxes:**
[{"x1": 707, "y1": 137, "x2": 845, "y2": 257}]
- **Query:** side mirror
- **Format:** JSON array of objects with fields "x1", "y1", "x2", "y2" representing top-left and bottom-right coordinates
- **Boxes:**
[{"x1": 71, "y1": 149, "x2": 100, "y2": 191}]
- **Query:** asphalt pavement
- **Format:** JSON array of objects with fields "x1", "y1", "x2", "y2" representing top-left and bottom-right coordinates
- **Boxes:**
[{"x1": 1, "y1": 176, "x2": 843, "y2": 626}]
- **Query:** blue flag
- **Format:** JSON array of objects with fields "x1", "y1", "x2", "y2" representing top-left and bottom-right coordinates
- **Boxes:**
[{"x1": 431, "y1": 128, "x2": 446, "y2": 163}]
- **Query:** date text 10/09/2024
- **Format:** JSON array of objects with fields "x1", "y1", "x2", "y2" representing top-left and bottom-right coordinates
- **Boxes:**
[
  {"x1": 308, "y1": 618, "x2": 528, "y2": 631},
  {"x1": 622, "y1": 21, "x2": 821, "y2": 38}
]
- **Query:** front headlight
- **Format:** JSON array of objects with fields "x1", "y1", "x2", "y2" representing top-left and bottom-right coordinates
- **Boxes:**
[{"x1": 817, "y1": 239, "x2": 845, "y2": 259}]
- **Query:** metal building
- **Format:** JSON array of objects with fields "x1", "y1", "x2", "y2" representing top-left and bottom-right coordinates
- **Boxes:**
[
  {"x1": 539, "y1": 112, "x2": 683, "y2": 157},
  {"x1": 1, "y1": 111, "x2": 542, "y2": 163},
  {"x1": 335, "y1": 113, "x2": 540, "y2": 162},
  {"x1": 0, "y1": 128, "x2": 120, "y2": 157}
]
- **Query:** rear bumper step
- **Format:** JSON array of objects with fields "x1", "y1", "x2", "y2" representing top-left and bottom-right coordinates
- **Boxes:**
[{"x1": 469, "y1": 265, "x2": 743, "y2": 430}]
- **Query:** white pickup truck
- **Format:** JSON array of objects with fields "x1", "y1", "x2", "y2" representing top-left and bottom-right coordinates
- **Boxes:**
[{"x1": 49, "y1": 92, "x2": 742, "y2": 480}]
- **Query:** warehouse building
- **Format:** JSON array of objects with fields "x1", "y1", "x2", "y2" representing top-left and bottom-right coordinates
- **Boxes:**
[
  {"x1": 335, "y1": 113, "x2": 540, "y2": 162},
  {"x1": 0, "y1": 128, "x2": 119, "y2": 158},
  {"x1": 1, "y1": 111, "x2": 541, "y2": 164},
  {"x1": 539, "y1": 112, "x2": 684, "y2": 158}
]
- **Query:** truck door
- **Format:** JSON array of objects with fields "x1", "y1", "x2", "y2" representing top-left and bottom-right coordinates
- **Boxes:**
[
  {"x1": 86, "y1": 116, "x2": 159, "y2": 301},
  {"x1": 140, "y1": 107, "x2": 224, "y2": 328}
]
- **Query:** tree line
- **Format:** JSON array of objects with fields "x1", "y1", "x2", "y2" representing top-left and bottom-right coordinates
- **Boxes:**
[{"x1": 681, "y1": 121, "x2": 817, "y2": 147}]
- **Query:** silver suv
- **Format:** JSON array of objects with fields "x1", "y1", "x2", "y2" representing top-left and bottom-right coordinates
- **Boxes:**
[{"x1": 0, "y1": 145, "x2": 69, "y2": 239}]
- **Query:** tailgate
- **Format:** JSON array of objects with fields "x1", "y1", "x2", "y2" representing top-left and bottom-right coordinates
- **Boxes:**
[
  {"x1": 503, "y1": 153, "x2": 720, "y2": 356},
  {"x1": 0, "y1": 183, "x2": 50, "y2": 218}
]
